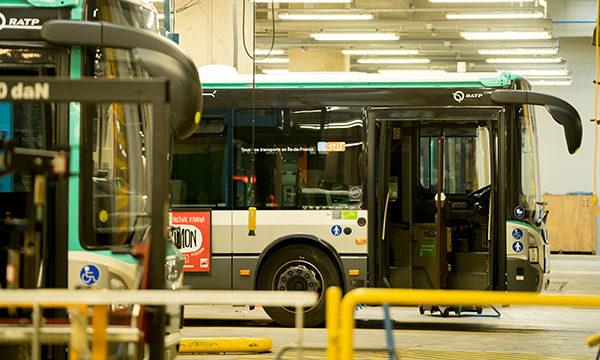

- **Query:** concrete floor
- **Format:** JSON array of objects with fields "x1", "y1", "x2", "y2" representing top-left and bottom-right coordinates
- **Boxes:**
[{"x1": 179, "y1": 255, "x2": 600, "y2": 359}]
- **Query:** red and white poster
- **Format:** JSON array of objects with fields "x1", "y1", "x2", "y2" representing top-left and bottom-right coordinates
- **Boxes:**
[{"x1": 169, "y1": 210, "x2": 211, "y2": 273}]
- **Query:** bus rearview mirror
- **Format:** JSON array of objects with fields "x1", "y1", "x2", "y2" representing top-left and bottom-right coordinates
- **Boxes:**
[
  {"x1": 491, "y1": 90, "x2": 582, "y2": 155},
  {"x1": 40, "y1": 20, "x2": 201, "y2": 139}
]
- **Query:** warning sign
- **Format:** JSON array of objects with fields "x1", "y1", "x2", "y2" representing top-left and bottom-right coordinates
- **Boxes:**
[{"x1": 169, "y1": 210, "x2": 211, "y2": 273}]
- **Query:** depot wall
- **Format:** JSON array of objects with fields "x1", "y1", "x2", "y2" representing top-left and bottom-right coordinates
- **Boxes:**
[{"x1": 534, "y1": 37, "x2": 595, "y2": 195}]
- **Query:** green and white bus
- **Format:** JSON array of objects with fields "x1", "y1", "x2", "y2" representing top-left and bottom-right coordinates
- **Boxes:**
[
  {"x1": 0, "y1": 0, "x2": 201, "y2": 356},
  {"x1": 172, "y1": 71, "x2": 581, "y2": 326}
]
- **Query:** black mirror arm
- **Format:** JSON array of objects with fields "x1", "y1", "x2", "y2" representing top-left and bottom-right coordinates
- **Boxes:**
[{"x1": 491, "y1": 90, "x2": 583, "y2": 155}]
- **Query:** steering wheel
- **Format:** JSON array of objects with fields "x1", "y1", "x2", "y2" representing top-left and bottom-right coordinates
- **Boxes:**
[{"x1": 467, "y1": 184, "x2": 492, "y2": 198}]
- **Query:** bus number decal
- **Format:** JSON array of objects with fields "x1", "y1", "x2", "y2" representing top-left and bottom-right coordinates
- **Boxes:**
[
  {"x1": 170, "y1": 210, "x2": 211, "y2": 273},
  {"x1": 0, "y1": 82, "x2": 49, "y2": 100}
]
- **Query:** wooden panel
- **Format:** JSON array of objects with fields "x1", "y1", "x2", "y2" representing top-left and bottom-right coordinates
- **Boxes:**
[{"x1": 543, "y1": 195, "x2": 596, "y2": 254}]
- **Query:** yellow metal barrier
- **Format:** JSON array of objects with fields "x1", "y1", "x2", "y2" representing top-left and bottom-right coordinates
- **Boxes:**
[
  {"x1": 179, "y1": 337, "x2": 272, "y2": 353},
  {"x1": 326, "y1": 287, "x2": 342, "y2": 360},
  {"x1": 326, "y1": 287, "x2": 600, "y2": 360}
]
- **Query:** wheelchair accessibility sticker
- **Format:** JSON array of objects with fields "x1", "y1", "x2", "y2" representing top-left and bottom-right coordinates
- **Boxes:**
[
  {"x1": 512, "y1": 240, "x2": 524, "y2": 253},
  {"x1": 80, "y1": 264, "x2": 100, "y2": 285}
]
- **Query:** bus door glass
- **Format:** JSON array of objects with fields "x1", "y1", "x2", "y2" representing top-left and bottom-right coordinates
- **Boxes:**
[
  {"x1": 0, "y1": 50, "x2": 61, "y2": 290},
  {"x1": 414, "y1": 124, "x2": 493, "y2": 290}
]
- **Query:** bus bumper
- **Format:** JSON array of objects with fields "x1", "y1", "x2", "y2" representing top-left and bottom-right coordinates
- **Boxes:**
[{"x1": 507, "y1": 257, "x2": 544, "y2": 292}]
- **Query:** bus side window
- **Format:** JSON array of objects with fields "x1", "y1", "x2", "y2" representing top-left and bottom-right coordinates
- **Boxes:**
[
  {"x1": 232, "y1": 107, "x2": 364, "y2": 210},
  {"x1": 171, "y1": 111, "x2": 231, "y2": 209}
]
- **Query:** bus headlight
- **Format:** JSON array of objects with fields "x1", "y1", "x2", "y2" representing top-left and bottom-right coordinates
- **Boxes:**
[
  {"x1": 109, "y1": 274, "x2": 128, "y2": 290},
  {"x1": 165, "y1": 255, "x2": 184, "y2": 290},
  {"x1": 529, "y1": 247, "x2": 539, "y2": 264}
]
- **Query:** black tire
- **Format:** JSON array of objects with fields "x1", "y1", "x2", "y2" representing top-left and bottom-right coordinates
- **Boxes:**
[{"x1": 256, "y1": 244, "x2": 342, "y2": 327}]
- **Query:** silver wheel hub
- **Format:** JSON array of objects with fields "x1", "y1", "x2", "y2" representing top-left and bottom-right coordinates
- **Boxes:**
[{"x1": 276, "y1": 264, "x2": 321, "y2": 293}]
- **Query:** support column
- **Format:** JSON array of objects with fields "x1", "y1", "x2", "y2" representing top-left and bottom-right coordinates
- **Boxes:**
[
  {"x1": 288, "y1": 48, "x2": 350, "y2": 72},
  {"x1": 176, "y1": 0, "x2": 253, "y2": 73}
]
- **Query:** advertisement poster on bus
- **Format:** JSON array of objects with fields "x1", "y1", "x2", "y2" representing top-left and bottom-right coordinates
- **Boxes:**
[{"x1": 169, "y1": 209, "x2": 211, "y2": 273}]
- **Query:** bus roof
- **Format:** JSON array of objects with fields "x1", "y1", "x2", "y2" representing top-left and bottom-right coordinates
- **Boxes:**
[{"x1": 201, "y1": 69, "x2": 522, "y2": 90}]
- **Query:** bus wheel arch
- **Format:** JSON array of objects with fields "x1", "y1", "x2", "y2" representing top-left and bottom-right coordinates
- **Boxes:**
[{"x1": 254, "y1": 236, "x2": 345, "y2": 326}]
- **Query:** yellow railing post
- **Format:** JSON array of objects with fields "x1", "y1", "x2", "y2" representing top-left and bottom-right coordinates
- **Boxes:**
[
  {"x1": 326, "y1": 287, "x2": 342, "y2": 360},
  {"x1": 91, "y1": 305, "x2": 108, "y2": 360}
]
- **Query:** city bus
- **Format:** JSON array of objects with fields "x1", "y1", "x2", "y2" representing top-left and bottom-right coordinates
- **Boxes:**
[
  {"x1": 172, "y1": 71, "x2": 581, "y2": 326},
  {"x1": 0, "y1": 0, "x2": 201, "y2": 357}
]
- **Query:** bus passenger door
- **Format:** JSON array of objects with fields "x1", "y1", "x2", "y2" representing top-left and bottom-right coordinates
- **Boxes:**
[{"x1": 170, "y1": 112, "x2": 233, "y2": 290}]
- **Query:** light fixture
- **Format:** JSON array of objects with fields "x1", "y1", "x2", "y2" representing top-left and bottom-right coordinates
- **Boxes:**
[
  {"x1": 431, "y1": 0, "x2": 534, "y2": 2},
  {"x1": 254, "y1": 57, "x2": 289, "y2": 64},
  {"x1": 255, "y1": 49, "x2": 285, "y2": 56},
  {"x1": 311, "y1": 33, "x2": 399, "y2": 41},
  {"x1": 357, "y1": 58, "x2": 430, "y2": 64},
  {"x1": 447, "y1": 12, "x2": 544, "y2": 20},
  {"x1": 529, "y1": 80, "x2": 572, "y2": 86},
  {"x1": 503, "y1": 69, "x2": 570, "y2": 76},
  {"x1": 479, "y1": 48, "x2": 558, "y2": 55},
  {"x1": 278, "y1": 13, "x2": 373, "y2": 20},
  {"x1": 253, "y1": 0, "x2": 351, "y2": 2},
  {"x1": 461, "y1": 31, "x2": 551, "y2": 40},
  {"x1": 487, "y1": 58, "x2": 562, "y2": 64},
  {"x1": 342, "y1": 49, "x2": 419, "y2": 55}
]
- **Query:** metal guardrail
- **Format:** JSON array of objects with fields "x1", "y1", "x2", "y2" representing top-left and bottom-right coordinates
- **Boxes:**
[
  {"x1": 0, "y1": 289, "x2": 318, "y2": 360},
  {"x1": 325, "y1": 287, "x2": 600, "y2": 360}
]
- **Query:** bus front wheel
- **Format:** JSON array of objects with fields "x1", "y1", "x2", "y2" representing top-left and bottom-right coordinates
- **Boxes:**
[{"x1": 257, "y1": 244, "x2": 342, "y2": 327}]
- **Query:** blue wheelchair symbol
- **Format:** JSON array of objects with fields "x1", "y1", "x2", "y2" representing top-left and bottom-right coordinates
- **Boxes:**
[
  {"x1": 512, "y1": 240, "x2": 524, "y2": 253},
  {"x1": 331, "y1": 225, "x2": 342, "y2": 236},
  {"x1": 80, "y1": 264, "x2": 100, "y2": 285},
  {"x1": 512, "y1": 228, "x2": 524, "y2": 240}
]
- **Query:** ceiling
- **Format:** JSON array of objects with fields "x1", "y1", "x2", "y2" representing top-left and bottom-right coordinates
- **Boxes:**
[{"x1": 158, "y1": 0, "x2": 575, "y2": 84}]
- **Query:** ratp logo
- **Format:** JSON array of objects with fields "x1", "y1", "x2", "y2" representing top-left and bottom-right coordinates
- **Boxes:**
[
  {"x1": 0, "y1": 12, "x2": 42, "y2": 31},
  {"x1": 452, "y1": 91, "x2": 484, "y2": 103},
  {"x1": 453, "y1": 91, "x2": 466, "y2": 103}
]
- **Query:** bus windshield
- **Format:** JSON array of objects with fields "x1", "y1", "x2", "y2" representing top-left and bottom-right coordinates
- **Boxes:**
[
  {"x1": 81, "y1": 0, "x2": 158, "y2": 248},
  {"x1": 519, "y1": 105, "x2": 541, "y2": 210},
  {"x1": 420, "y1": 126, "x2": 491, "y2": 195}
]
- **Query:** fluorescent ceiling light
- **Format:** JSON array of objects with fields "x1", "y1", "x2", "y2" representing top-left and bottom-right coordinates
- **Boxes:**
[
  {"x1": 279, "y1": 13, "x2": 373, "y2": 20},
  {"x1": 342, "y1": 49, "x2": 418, "y2": 55},
  {"x1": 431, "y1": 0, "x2": 534, "y2": 2},
  {"x1": 255, "y1": 49, "x2": 285, "y2": 56},
  {"x1": 253, "y1": 0, "x2": 351, "y2": 2},
  {"x1": 357, "y1": 58, "x2": 430, "y2": 64},
  {"x1": 262, "y1": 69, "x2": 290, "y2": 74},
  {"x1": 487, "y1": 58, "x2": 561, "y2": 64},
  {"x1": 254, "y1": 57, "x2": 289, "y2": 64},
  {"x1": 311, "y1": 33, "x2": 399, "y2": 41},
  {"x1": 447, "y1": 12, "x2": 543, "y2": 20},
  {"x1": 529, "y1": 80, "x2": 572, "y2": 86},
  {"x1": 479, "y1": 48, "x2": 558, "y2": 55},
  {"x1": 461, "y1": 31, "x2": 551, "y2": 40},
  {"x1": 504, "y1": 69, "x2": 569, "y2": 76}
]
